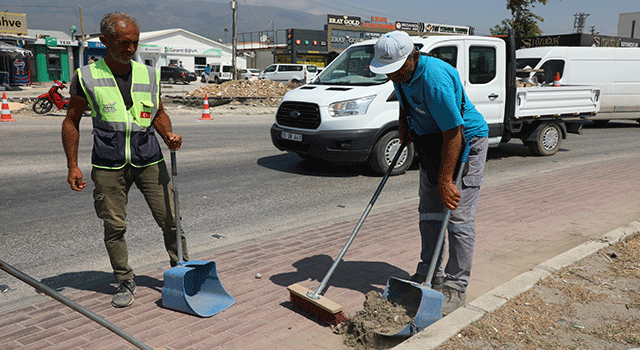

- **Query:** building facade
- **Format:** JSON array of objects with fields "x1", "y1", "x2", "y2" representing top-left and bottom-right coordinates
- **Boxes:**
[{"x1": 618, "y1": 12, "x2": 640, "y2": 39}]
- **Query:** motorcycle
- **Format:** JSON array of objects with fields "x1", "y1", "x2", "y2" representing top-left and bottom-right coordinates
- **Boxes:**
[{"x1": 32, "y1": 80, "x2": 92, "y2": 116}]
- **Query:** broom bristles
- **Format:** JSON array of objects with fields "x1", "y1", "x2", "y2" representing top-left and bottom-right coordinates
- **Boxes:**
[
  {"x1": 288, "y1": 283, "x2": 348, "y2": 326},
  {"x1": 290, "y1": 292, "x2": 348, "y2": 326}
]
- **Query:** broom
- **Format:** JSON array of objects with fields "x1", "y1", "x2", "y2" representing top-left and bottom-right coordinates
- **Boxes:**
[{"x1": 288, "y1": 143, "x2": 407, "y2": 326}]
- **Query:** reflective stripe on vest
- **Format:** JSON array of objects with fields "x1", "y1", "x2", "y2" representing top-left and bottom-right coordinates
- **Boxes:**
[{"x1": 78, "y1": 59, "x2": 162, "y2": 169}]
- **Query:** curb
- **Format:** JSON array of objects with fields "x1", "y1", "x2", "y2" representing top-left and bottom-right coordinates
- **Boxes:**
[{"x1": 392, "y1": 219, "x2": 640, "y2": 350}]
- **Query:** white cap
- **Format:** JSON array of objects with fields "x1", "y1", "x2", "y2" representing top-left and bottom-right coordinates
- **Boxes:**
[{"x1": 369, "y1": 31, "x2": 414, "y2": 74}]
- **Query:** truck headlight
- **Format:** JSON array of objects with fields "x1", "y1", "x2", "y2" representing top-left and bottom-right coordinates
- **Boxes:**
[{"x1": 328, "y1": 96, "x2": 375, "y2": 117}]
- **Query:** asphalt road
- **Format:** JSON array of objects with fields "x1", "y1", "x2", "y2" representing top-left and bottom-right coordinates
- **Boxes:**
[{"x1": 0, "y1": 104, "x2": 638, "y2": 307}]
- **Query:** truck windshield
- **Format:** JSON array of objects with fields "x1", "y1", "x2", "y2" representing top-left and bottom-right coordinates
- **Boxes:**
[{"x1": 312, "y1": 44, "x2": 389, "y2": 86}]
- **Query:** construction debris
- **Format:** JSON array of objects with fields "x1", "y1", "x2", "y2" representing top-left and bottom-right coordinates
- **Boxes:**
[{"x1": 186, "y1": 78, "x2": 296, "y2": 99}]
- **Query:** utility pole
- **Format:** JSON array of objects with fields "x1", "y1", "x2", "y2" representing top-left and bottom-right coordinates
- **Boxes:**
[
  {"x1": 79, "y1": 5, "x2": 86, "y2": 41},
  {"x1": 573, "y1": 12, "x2": 589, "y2": 34},
  {"x1": 230, "y1": 0, "x2": 238, "y2": 80}
]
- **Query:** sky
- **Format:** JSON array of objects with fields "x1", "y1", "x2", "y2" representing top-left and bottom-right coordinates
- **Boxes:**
[{"x1": 222, "y1": 0, "x2": 639, "y2": 36}]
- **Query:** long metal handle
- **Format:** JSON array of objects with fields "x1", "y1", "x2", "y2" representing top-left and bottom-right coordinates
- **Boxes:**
[
  {"x1": 425, "y1": 143, "x2": 471, "y2": 286},
  {"x1": 170, "y1": 151, "x2": 183, "y2": 263},
  {"x1": 0, "y1": 260, "x2": 153, "y2": 350},
  {"x1": 309, "y1": 144, "x2": 407, "y2": 299}
]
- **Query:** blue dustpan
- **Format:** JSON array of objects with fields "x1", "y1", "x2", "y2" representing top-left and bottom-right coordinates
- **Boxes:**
[
  {"x1": 162, "y1": 260, "x2": 236, "y2": 317},
  {"x1": 379, "y1": 277, "x2": 442, "y2": 336},
  {"x1": 161, "y1": 151, "x2": 235, "y2": 317}
]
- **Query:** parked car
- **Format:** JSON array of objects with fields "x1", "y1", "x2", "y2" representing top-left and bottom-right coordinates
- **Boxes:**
[
  {"x1": 238, "y1": 68, "x2": 261, "y2": 80},
  {"x1": 160, "y1": 66, "x2": 197, "y2": 84},
  {"x1": 259, "y1": 64, "x2": 318, "y2": 84},
  {"x1": 201, "y1": 64, "x2": 234, "y2": 84}
]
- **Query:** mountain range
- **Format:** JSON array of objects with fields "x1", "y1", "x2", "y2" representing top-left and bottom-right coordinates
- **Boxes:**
[{"x1": 19, "y1": 0, "x2": 326, "y2": 41}]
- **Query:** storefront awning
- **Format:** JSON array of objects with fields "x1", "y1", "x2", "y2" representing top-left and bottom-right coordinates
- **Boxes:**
[{"x1": 0, "y1": 41, "x2": 32, "y2": 57}]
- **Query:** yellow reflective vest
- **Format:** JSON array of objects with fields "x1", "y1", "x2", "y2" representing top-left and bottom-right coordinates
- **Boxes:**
[{"x1": 78, "y1": 59, "x2": 163, "y2": 169}]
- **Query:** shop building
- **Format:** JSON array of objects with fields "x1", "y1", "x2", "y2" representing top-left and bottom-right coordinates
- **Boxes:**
[
  {"x1": 618, "y1": 12, "x2": 640, "y2": 39},
  {"x1": 136, "y1": 28, "x2": 246, "y2": 74},
  {"x1": 27, "y1": 29, "x2": 78, "y2": 83},
  {"x1": 238, "y1": 14, "x2": 473, "y2": 70},
  {"x1": 77, "y1": 28, "x2": 246, "y2": 76},
  {"x1": 0, "y1": 12, "x2": 34, "y2": 86},
  {"x1": 519, "y1": 32, "x2": 640, "y2": 49}
]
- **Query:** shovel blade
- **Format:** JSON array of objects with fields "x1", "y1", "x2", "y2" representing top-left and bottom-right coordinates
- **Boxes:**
[
  {"x1": 379, "y1": 277, "x2": 443, "y2": 337},
  {"x1": 162, "y1": 260, "x2": 236, "y2": 317}
]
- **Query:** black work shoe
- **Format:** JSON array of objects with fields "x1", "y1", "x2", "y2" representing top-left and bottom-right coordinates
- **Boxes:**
[
  {"x1": 112, "y1": 279, "x2": 136, "y2": 308},
  {"x1": 441, "y1": 286, "x2": 466, "y2": 316}
]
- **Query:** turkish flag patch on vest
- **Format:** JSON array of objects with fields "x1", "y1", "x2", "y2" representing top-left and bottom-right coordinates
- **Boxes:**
[{"x1": 140, "y1": 111, "x2": 151, "y2": 119}]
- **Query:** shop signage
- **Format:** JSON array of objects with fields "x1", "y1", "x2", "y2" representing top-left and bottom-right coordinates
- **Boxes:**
[
  {"x1": 0, "y1": 12, "x2": 27, "y2": 35},
  {"x1": 395, "y1": 21, "x2": 420, "y2": 32},
  {"x1": 202, "y1": 48, "x2": 222, "y2": 57},
  {"x1": 164, "y1": 46, "x2": 222, "y2": 57},
  {"x1": 520, "y1": 33, "x2": 640, "y2": 48},
  {"x1": 327, "y1": 14, "x2": 361, "y2": 27},
  {"x1": 45, "y1": 37, "x2": 57, "y2": 47},
  {"x1": 88, "y1": 41, "x2": 106, "y2": 49},
  {"x1": 421, "y1": 23, "x2": 470, "y2": 35},
  {"x1": 139, "y1": 44, "x2": 161, "y2": 53},
  {"x1": 362, "y1": 16, "x2": 395, "y2": 30}
]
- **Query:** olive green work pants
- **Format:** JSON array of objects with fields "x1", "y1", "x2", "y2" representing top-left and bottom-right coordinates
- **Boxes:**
[{"x1": 91, "y1": 161, "x2": 189, "y2": 282}]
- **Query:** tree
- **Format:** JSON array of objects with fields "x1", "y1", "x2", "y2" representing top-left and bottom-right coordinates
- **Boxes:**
[{"x1": 490, "y1": 0, "x2": 553, "y2": 38}]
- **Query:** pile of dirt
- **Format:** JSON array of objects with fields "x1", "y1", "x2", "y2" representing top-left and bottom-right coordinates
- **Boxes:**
[
  {"x1": 439, "y1": 231, "x2": 640, "y2": 350},
  {"x1": 185, "y1": 79, "x2": 296, "y2": 99},
  {"x1": 335, "y1": 291, "x2": 414, "y2": 350}
]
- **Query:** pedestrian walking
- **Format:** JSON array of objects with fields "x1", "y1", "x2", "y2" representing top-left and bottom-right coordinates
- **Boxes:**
[
  {"x1": 370, "y1": 31, "x2": 489, "y2": 315},
  {"x1": 204, "y1": 63, "x2": 211, "y2": 83},
  {"x1": 61, "y1": 11, "x2": 189, "y2": 308}
]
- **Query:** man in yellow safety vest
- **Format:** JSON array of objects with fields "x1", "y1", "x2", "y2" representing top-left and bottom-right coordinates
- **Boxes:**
[{"x1": 62, "y1": 12, "x2": 189, "y2": 308}]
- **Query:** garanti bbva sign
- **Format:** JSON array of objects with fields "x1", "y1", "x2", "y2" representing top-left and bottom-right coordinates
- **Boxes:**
[{"x1": 0, "y1": 13, "x2": 27, "y2": 35}]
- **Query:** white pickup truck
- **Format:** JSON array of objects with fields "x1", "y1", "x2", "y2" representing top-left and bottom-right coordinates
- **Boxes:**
[{"x1": 270, "y1": 33, "x2": 601, "y2": 175}]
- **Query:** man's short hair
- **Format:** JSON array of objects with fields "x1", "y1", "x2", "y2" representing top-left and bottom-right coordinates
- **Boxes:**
[{"x1": 100, "y1": 12, "x2": 139, "y2": 38}]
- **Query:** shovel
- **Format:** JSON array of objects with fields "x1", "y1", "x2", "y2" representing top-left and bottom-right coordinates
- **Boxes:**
[
  {"x1": 380, "y1": 142, "x2": 470, "y2": 337},
  {"x1": 161, "y1": 151, "x2": 236, "y2": 317}
]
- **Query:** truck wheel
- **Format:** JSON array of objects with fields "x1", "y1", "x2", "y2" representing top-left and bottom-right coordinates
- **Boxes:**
[
  {"x1": 167, "y1": 77, "x2": 176, "y2": 84},
  {"x1": 528, "y1": 122, "x2": 561, "y2": 156},
  {"x1": 368, "y1": 131, "x2": 414, "y2": 175}
]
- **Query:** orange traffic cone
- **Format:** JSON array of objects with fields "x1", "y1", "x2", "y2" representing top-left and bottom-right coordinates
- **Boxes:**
[
  {"x1": 200, "y1": 93, "x2": 213, "y2": 120},
  {"x1": 553, "y1": 72, "x2": 561, "y2": 86},
  {"x1": 1, "y1": 92, "x2": 16, "y2": 122}
]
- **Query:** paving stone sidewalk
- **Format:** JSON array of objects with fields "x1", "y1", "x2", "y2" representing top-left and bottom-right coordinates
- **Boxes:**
[{"x1": 1, "y1": 156, "x2": 639, "y2": 350}]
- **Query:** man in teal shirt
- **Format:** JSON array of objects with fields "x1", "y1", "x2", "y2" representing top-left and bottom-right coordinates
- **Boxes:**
[{"x1": 370, "y1": 31, "x2": 489, "y2": 316}]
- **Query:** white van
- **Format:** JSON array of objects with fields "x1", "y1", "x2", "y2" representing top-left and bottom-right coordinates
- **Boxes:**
[
  {"x1": 201, "y1": 64, "x2": 234, "y2": 84},
  {"x1": 516, "y1": 46, "x2": 640, "y2": 124},
  {"x1": 270, "y1": 35, "x2": 600, "y2": 174},
  {"x1": 259, "y1": 64, "x2": 318, "y2": 84}
]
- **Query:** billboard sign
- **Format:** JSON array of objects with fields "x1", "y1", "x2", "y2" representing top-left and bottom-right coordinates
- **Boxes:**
[{"x1": 0, "y1": 13, "x2": 27, "y2": 35}]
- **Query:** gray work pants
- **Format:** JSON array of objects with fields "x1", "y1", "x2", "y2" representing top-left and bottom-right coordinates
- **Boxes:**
[
  {"x1": 91, "y1": 161, "x2": 189, "y2": 282},
  {"x1": 416, "y1": 137, "x2": 488, "y2": 292}
]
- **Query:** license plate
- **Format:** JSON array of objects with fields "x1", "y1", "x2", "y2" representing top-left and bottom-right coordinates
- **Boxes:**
[{"x1": 281, "y1": 131, "x2": 302, "y2": 142}]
